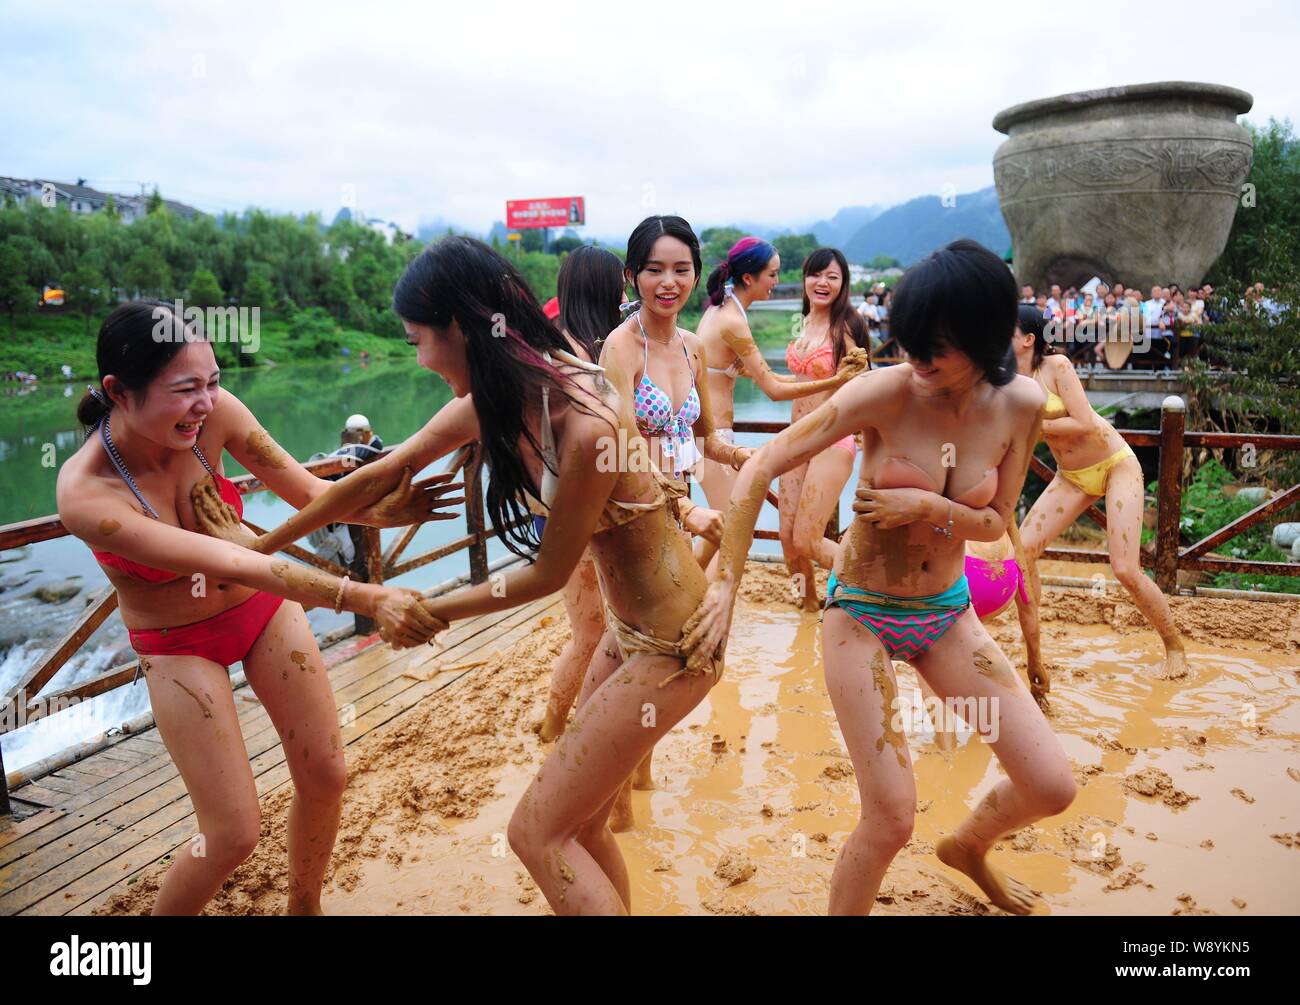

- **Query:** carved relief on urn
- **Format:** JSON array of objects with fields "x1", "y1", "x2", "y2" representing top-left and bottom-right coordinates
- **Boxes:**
[{"x1": 993, "y1": 82, "x2": 1253, "y2": 292}]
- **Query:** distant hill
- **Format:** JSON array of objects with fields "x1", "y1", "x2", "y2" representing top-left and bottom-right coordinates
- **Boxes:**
[
  {"x1": 843, "y1": 186, "x2": 1010, "y2": 265},
  {"x1": 809, "y1": 205, "x2": 885, "y2": 248},
  {"x1": 413, "y1": 187, "x2": 1009, "y2": 264}
]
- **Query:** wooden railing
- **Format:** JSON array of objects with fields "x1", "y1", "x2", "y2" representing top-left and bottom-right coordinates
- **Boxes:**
[
  {"x1": 0, "y1": 443, "x2": 494, "y2": 815},
  {"x1": 3, "y1": 402, "x2": 1297, "y2": 814},
  {"x1": 1019, "y1": 400, "x2": 1300, "y2": 590}
]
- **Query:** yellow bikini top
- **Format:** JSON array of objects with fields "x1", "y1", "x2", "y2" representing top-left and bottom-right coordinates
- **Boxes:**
[{"x1": 1033, "y1": 368, "x2": 1068, "y2": 420}]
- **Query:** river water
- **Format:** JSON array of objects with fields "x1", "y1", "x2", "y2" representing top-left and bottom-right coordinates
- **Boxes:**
[{"x1": 1, "y1": 349, "x2": 845, "y2": 773}]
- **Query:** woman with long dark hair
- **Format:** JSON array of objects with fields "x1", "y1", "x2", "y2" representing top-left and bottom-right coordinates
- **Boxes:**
[
  {"x1": 696, "y1": 236, "x2": 866, "y2": 520},
  {"x1": 781, "y1": 247, "x2": 871, "y2": 610},
  {"x1": 56, "y1": 302, "x2": 449, "y2": 914},
  {"x1": 1012, "y1": 304, "x2": 1187, "y2": 678},
  {"x1": 388, "y1": 235, "x2": 722, "y2": 913},
  {"x1": 580, "y1": 216, "x2": 746, "y2": 823},
  {"x1": 683, "y1": 241, "x2": 1076, "y2": 915},
  {"x1": 598, "y1": 217, "x2": 736, "y2": 548},
  {"x1": 198, "y1": 247, "x2": 628, "y2": 747}
]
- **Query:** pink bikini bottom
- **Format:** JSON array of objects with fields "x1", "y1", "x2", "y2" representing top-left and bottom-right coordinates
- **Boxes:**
[{"x1": 965, "y1": 554, "x2": 1029, "y2": 621}]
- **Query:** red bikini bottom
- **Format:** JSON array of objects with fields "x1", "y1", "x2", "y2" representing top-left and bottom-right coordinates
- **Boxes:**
[{"x1": 129, "y1": 591, "x2": 286, "y2": 668}]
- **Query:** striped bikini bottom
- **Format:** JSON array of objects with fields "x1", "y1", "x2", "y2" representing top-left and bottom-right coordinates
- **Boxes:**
[{"x1": 824, "y1": 572, "x2": 971, "y2": 663}]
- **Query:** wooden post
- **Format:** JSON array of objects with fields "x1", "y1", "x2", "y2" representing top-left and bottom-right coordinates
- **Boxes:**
[
  {"x1": 353, "y1": 525, "x2": 383, "y2": 635},
  {"x1": 465, "y1": 445, "x2": 489, "y2": 585},
  {"x1": 1154, "y1": 395, "x2": 1186, "y2": 594}
]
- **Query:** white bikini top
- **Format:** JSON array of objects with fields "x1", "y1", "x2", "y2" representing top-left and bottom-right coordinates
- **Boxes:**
[
  {"x1": 706, "y1": 289, "x2": 748, "y2": 378},
  {"x1": 538, "y1": 349, "x2": 604, "y2": 508}
]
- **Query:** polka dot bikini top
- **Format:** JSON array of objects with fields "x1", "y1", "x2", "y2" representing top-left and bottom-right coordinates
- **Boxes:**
[{"x1": 632, "y1": 312, "x2": 701, "y2": 475}]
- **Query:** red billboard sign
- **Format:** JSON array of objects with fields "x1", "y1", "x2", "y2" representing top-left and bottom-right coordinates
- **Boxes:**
[{"x1": 506, "y1": 197, "x2": 584, "y2": 230}]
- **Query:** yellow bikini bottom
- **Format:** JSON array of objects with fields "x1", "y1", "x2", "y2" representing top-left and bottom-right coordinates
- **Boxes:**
[{"x1": 1058, "y1": 443, "x2": 1136, "y2": 497}]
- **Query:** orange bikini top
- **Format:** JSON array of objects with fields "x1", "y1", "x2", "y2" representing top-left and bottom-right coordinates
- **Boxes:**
[{"x1": 786, "y1": 340, "x2": 836, "y2": 380}]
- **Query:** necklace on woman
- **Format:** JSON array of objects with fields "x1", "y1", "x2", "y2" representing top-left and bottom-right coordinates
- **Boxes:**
[{"x1": 637, "y1": 310, "x2": 676, "y2": 346}]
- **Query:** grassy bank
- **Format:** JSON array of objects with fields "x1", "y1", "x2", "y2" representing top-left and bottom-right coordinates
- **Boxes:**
[
  {"x1": 0, "y1": 311, "x2": 412, "y2": 380},
  {"x1": 4, "y1": 305, "x2": 803, "y2": 381}
]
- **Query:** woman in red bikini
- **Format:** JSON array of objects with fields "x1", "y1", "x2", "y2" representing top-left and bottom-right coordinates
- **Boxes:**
[
  {"x1": 782, "y1": 248, "x2": 870, "y2": 610},
  {"x1": 684, "y1": 241, "x2": 1076, "y2": 916},
  {"x1": 56, "y1": 302, "x2": 450, "y2": 915}
]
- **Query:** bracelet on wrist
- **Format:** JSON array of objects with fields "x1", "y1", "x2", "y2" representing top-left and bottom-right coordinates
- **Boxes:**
[{"x1": 334, "y1": 574, "x2": 350, "y2": 614}]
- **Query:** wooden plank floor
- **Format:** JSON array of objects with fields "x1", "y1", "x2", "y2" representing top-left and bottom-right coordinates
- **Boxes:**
[{"x1": 0, "y1": 594, "x2": 562, "y2": 916}]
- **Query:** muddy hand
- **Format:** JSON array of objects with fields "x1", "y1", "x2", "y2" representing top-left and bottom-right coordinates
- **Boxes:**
[
  {"x1": 353, "y1": 466, "x2": 465, "y2": 527},
  {"x1": 190, "y1": 474, "x2": 258, "y2": 547},
  {"x1": 730, "y1": 446, "x2": 755, "y2": 471},
  {"x1": 680, "y1": 581, "x2": 734, "y2": 675},
  {"x1": 375, "y1": 587, "x2": 448, "y2": 648},
  {"x1": 683, "y1": 505, "x2": 724, "y2": 546},
  {"x1": 1028, "y1": 659, "x2": 1051, "y2": 704},
  {"x1": 853, "y1": 486, "x2": 926, "y2": 529},
  {"x1": 838, "y1": 346, "x2": 870, "y2": 377}
]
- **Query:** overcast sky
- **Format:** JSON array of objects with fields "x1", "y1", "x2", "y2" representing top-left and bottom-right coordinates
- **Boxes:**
[{"x1": 3, "y1": 0, "x2": 1297, "y2": 239}]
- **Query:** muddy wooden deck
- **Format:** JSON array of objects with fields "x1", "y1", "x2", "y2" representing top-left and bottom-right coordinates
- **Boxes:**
[{"x1": 0, "y1": 593, "x2": 562, "y2": 916}]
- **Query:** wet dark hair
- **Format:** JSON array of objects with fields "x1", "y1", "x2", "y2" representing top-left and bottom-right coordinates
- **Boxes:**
[
  {"x1": 77, "y1": 300, "x2": 199, "y2": 433},
  {"x1": 624, "y1": 216, "x2": 701, "y2": 306},
  {"x1": 392, "y1": 236, "x2": 600, "y2": 559},
  {"x1": 705, "y1": 235, "x2": 777, "y2": 307},
  {"x1": 891, "y1": 239, "x2": 1017, "y2": 386},
  {"x1": 1016, "y1": 303, "x2": 1057, "y2": 369},
  {"x1": 800, "y1": 247, "x2": 869, "y2": 370},
  {"x1": 557, "y1": 245, "x2": 624, "y2": 361}
]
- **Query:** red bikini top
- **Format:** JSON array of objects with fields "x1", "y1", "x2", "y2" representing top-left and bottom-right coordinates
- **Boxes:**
[{"x1": 90, "y1": 421, "x2": 244, "y2": 583}]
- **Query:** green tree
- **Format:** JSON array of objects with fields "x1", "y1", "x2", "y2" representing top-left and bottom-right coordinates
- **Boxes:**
[
  {"x1": 242, "y1": 268, "x2": 276, "y2": 316},
  {"x1": 700, "y1": 227, "x2": 745, "y2": 271},
  {"x1": 515, "y1": 251, "x2": 561, "y2": 303},
  {"x1": 187, "y1": 267, "x2": 224, "y2": 308},
  {"x1": 146, "y1": 187, "x2": 164, "y2": 214},
  {"x1": 772, "y1": 233, "x2": 818, "y2": 270},
  {"x1": 520, "y1": 229, "x2": 544, "y2": 253},
  {"x1": 288, "y1": 307, "x2": 342, "y2": 358},
  {"x1": 0, "y1": 241, "x2": 37, "y2": 336},
  {"x1": 64, "y1": 263, "x2": 110, "y2": 334},
  {"x1": 1, "y1": 234, "x2": 58, "y2": 289},
  {"x1": 1208, "y1": 118, "x2": 1300, "y2": 292},
  {"x1": 549, "y1": 236, "x2": 582, "y2": 255},
  {"x1": 124, "y1": 247, "x2": 172, "y2": 298}
]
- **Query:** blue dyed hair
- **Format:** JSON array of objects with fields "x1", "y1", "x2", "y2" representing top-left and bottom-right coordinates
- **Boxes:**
[{"x1": 706, "y1": 236, "x2": 778, "y2": 306}]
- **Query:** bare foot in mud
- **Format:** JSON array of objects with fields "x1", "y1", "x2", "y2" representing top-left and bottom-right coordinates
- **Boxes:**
[
  {"x1": 538, "y1": 706, "x2": 567, "y2": 744},
  {"x1": 1156, "y1": 647, "x2": 1189, "y2": 680},
  {"x1": 191, "y1": 474, "x2": 258, "y2": 548},
  {"x1": 936, "y1": 835, "x2": 1042, "y2": 915},
  {"x1": 609, "y1": 779, "x2": 635, "y2": 833}
]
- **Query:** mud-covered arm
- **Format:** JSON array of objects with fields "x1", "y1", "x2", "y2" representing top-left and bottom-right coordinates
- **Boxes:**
[
  {"x1": 726, "y1": 322, "x2": 864, "y2": 402},
  {"x1": 680, "y1": 373, "x2": 877, "y2": 671},
  {"x1": 229, "y1": 396, "x2": 475, "y2": 555},
  {"x1": 59, "y1": 484, "x2": 443, "y2": 646},
  {"x1": 419, "y1": 410, "x2": 618, "y2": 624}
]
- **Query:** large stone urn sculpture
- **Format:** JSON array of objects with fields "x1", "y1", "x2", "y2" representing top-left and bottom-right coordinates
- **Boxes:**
[{"x1": 993, "y1": 82, "x2": 1253, "y2": 292}]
